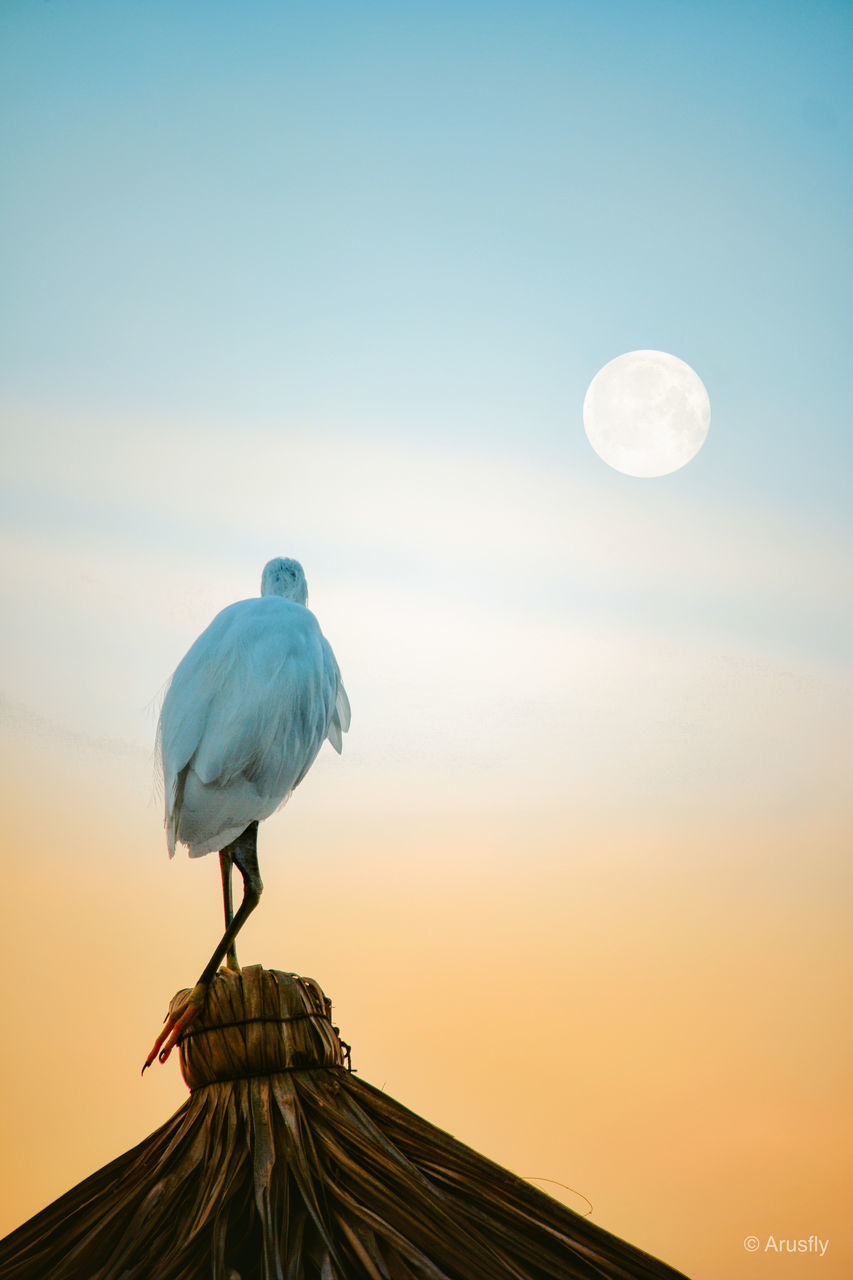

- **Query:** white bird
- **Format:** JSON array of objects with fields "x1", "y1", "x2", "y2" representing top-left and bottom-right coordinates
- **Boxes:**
[{"x1": 144, "y1": 557, "x2": 350, "y2": 1071}]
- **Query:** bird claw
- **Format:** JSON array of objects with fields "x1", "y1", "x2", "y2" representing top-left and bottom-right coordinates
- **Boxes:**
[{"x1": 142, "y1": 983, "x2": 207, "y2": 1074}]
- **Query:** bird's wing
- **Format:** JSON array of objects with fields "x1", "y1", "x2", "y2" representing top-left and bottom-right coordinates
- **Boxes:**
[
  {"x1": 321, "y1": 635, "x2": 351, "y2": 755},
  {"x1": 191, "y1": 604, "x2": 331, "y2": 785},
  {"x1": 158, "y1": 603, "x2": 249, "y2": 853},
  {"x1": 159, "y1": 600, "x2": 346, "y2": 855}
]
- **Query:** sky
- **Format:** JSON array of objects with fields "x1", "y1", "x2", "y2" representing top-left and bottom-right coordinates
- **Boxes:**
[{"x1": 1, "y1": 2, "x2": 851, "y2": 1277}]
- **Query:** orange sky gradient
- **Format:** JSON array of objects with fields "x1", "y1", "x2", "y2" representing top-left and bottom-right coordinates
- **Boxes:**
[{"x1": 2, "y1": 707, "x2": 850, "y2": 1280}]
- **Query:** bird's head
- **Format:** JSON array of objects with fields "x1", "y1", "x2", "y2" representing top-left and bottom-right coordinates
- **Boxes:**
[{"x1": 260, "y1": 557, "x2": 308, "y2": 605}]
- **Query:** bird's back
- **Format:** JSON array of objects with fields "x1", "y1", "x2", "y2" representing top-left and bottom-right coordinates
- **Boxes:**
[{"x1": 160, "y1": 596, "x2": 349, "y2": 857}]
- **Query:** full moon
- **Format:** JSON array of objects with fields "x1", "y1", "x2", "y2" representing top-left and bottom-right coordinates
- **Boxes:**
[{"x1": 583, "y1": 350, "x2": 710, "y2": 478}]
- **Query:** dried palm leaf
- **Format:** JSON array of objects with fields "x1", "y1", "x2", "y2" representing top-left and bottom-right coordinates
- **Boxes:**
[{"x1": 0, "y1": 967, "x2": 691, "y2": 1280}]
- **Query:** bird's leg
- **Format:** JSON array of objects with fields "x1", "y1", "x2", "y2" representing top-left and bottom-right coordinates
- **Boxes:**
[
  {"x1": 143, "y1": 823, "x2": 263, "y2": 1072},
  {"x1": 219, "y1": 848, "x2": 240, "y2": 972}
]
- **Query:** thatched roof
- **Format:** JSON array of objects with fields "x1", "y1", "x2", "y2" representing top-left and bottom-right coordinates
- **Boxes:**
[{"x1": 0, "y1": 966, "x2": 691, "y2": 1279}]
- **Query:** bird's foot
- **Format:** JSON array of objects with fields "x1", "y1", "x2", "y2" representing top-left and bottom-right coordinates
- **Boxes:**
[{"x1": 142, "y1": 982, "x2": 207, "y2": 1074}]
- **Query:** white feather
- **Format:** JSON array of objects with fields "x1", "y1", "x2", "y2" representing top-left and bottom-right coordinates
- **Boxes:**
[{"x1": 158, "y1": 564, "x2": 349, "y2": 858}]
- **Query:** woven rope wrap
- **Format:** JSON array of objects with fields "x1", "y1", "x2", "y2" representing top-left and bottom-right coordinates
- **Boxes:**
[{"x1": 173, "y1": 965, "x2": 344, "y2": 1089}]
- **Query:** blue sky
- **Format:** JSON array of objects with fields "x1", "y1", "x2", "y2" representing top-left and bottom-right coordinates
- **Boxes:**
[{"x1": 2, "y1": 0, "x2": 852, "y2": 507}]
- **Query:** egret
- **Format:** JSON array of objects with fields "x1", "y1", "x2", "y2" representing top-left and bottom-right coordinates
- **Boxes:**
[{"x1": 143, "y1": 557, "x2": 350, "y2": 1071}]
